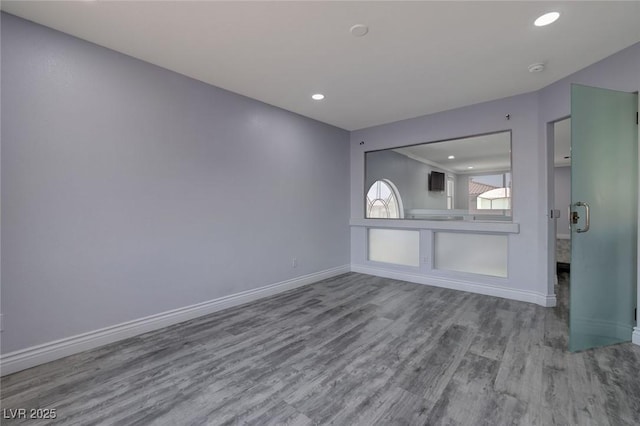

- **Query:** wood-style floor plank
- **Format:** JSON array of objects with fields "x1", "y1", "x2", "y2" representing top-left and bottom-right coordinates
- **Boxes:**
[{"x1": 2, "y1": 272, "x2": 639, "y2": 425}]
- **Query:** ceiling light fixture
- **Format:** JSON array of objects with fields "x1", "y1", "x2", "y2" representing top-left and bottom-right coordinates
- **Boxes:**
[
  {"x1": 467, "y1": 166, "x2": 474, "y2": 169},
  {"x1": 528, "y1": 62, "x2": 545, "y2": 73},
  {"x1": 534, "y1": 12, "x2": 560, "y2": 27},
  {"x1": 350, "y1": 24, "x2": 369, "y2": 37},
  {"x1": 448, "y1": 155, "x2": 455, "y2": 159},
  {"x1": 311, "y1": 93, "x2": 325, "y2": 101}
]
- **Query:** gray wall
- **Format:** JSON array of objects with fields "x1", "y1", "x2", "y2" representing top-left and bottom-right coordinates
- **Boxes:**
[
  {"x1": 538, "y1": 42, "x2": 640, "y2": 297},
  {"x1": 455, "y1": 174, "x2": 470, "y2": 210},
  {"x1": 365, "y1": 150, "x2": 447, "y2": 212},
  {"x1": 351, "y1": 41, "x2": 640, "y2": 303},
  {"x1": 351, "y1": 92, "x2": 541, "y2": 296},
  {"x1": 554, "y1": 166, "x2": 571, "y2": 236},
  {"x1": 1, "y1": 13, "x2": 350, "y2": 354}
]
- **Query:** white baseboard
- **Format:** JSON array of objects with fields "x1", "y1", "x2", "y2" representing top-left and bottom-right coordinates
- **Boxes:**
[
  {"x1": 351, "y1": 264, "x2": 556, "y2": 307},
  {"x1": 633, "y1": 327, "x2": 640, "y2": 346},
  {"x1": 0, "y1": 265, "x2": 350, "y2": 376}
]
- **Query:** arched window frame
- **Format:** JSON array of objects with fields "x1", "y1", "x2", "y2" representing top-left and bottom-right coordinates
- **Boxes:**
[{"x1": 366, "y1": 179, "x2": 404, "y2": 219}]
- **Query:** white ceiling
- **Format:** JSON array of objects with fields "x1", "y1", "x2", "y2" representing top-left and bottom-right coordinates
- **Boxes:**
[
  {"x1": 394, "y1": 131, "x2": 511, "y2": 174},
  {"x1": 2, "y1": 1, "x2": 639, "y2": 130}
]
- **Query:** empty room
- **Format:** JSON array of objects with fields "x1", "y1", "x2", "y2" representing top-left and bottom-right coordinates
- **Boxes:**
[{"x1": 1, "y1": 1, "x2": 640, "y2": 425}]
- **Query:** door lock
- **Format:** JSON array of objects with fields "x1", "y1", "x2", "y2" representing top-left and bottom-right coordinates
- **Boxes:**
[{"x1": 571, "y1": 211, "x2": 580, "y2": 224}]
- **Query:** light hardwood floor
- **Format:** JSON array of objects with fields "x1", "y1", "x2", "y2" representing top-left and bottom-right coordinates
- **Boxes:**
[{"x1": 2, "y1": 272, "x2": 639, "y2": 425}]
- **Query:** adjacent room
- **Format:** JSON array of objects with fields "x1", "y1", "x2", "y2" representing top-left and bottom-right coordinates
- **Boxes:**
[{"x1": 1, "y1": 1, "x2": 639, "y2": 425}]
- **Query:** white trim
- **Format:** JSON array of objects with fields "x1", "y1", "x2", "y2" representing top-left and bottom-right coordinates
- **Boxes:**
[
  {"x1": 637, "y1": 95, "x2": 640, "y2": 350},
  {"x1": 350, "y1": 218, "x2": 519, "y2": 234},
  {"x1": 381, "y1": 179, "x2": 404, "y2": 219},
  {"x1": 351, "y1": 264, "x2": 556, "y2": 307},
  {"x1": 0, "y1": 265, "x2": 350, "y2": 376},
  {"x1": 556, "y1": 233, "x2": 571, "y2": 240}
]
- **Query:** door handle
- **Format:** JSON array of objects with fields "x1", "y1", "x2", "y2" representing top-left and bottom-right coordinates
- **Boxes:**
[{"x1": 572, "y1": 201, "x2": 590, "y2": 233}]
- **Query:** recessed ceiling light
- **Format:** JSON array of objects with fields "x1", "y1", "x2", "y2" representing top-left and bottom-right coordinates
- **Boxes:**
[
  {"x1": 467, "y1": 166, "x2": 474, "y2": 169},
  {"x1": 448, "y1": 155, "x2": 455, "y2": 159},
  {"x1": 311, "y1": 94, "x2": 325, "y2": 101},
  {"x1": 534, "y1": 12, "x2": 560, "y2": 27}
]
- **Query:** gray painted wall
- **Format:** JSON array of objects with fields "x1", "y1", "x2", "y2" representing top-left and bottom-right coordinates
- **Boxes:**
[
  {"x1": 351, "y1": 41, "x2": 640, "y2": 303},
  {"x1": 554, "y1": 166, "x2": 571, "y2": 236},
  {"x1": 455, "y1": 174, "x2": 469, "y2": 210},
  {"x1": 351, "y1": 92, "x2": 541, "y2": 295},
  {"x1": 1, "y1": 13, "x2": 350, "y2": 354},
  {"x1": 538, "y1": 42, "x2": 640, "y2": 297},
  {"x1": 365, "y1": 150, "x2": 448, "y2": 213}
]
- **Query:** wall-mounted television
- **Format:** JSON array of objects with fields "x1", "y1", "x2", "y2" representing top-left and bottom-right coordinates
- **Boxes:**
[{"x1": 428, "y1": 171, "x2": 445, "y2": 192}]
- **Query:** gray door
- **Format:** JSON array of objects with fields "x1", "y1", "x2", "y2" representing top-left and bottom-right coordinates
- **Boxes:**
[{"x1": 569, "y1": 84, "x2": 638, "y2": 352}]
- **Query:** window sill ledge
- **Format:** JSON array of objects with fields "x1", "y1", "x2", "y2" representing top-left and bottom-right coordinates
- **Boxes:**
[{"x1": 349, "y1": 218, "x2": 520, "y2": 234}]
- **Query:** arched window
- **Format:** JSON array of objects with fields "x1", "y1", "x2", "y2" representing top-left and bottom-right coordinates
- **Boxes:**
[{"x1": 366, "y1": 179, "x2": 403, "y2": 218}]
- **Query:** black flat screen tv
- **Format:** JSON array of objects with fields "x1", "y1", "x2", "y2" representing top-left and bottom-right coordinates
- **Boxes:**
[{"x1": 429, "y1": 171, "x2": 445, "y2": 192}]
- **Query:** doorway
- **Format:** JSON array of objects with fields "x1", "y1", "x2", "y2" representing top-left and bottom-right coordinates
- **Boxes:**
[
  {"x1": 550, "y1": 117, "x2": 572, "y2": 352},
  {"x1": 553, "y1": 118, "x2": 572, "y2": 275}
]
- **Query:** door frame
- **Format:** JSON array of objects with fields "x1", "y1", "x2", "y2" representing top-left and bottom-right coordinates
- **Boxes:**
[
  {"x1": 546, "y1": 115, "x2": 571, "y2": 294},
  {"x1": 636, "y1": 94, "x2": 640, "y2": 345}
]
